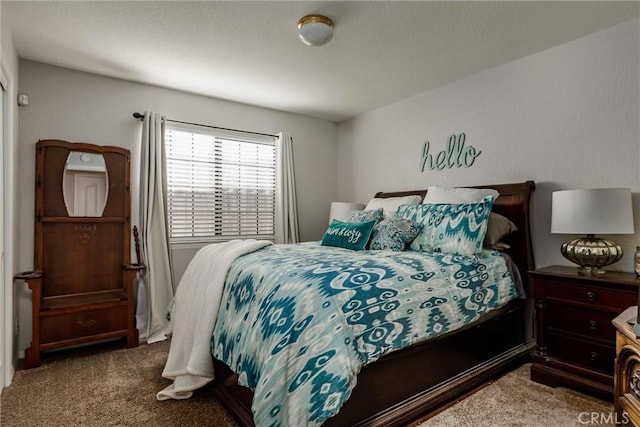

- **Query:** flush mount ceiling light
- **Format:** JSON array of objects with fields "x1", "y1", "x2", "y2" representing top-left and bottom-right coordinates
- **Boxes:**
[{"x1": 297, "y1": 14, "x2": 334, "y2": 46}]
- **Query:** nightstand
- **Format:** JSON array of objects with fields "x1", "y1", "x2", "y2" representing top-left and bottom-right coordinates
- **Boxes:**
[
  {"x1": 613, "y1": 306, "x2": 640, "y2": 426},
  {"x1": 530, "y1": 265, "x2": 639, "y2": 400}
]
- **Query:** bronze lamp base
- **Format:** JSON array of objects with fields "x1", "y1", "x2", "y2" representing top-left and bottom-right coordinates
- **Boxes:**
[{"x1": 561, "y1": 234, "x2": 623, "y2": 275}]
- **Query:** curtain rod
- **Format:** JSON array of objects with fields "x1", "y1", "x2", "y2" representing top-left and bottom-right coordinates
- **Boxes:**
[{"x1": 132, "y1": 112, "x2": 277, "y2": 138}]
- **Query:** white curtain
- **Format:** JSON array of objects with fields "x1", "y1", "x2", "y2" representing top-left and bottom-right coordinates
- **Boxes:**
[
  {"x1": 275, "y1": 132, "x2": 300, "y2": 244},
  {"x1": 136, "y1": 111, "x2": 174, "y2": 343}
]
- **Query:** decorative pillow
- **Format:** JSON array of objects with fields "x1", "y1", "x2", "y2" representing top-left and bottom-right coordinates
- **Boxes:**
[
  {"x1": 423, "y1": 186, "x2": 499, "y2": 204},
  {"x1": 398, "y1": 195, "x2": 496, "y2": 255},
  {"x1": 365, "y1": 195, "x2": 423, "y2": 219},
  {"x1": 345, "y1": 208, "x2": 384, "y2": 225},
  {"x1": 484, "y1": 212, "x2": 518, "y2": 246},
  {"x1": 321, "y1": 219, "x2": 377, "y2": 251},
  {"x1": 369, "y1": 218, "x2": 423, "y2": 251},
  {"x1": 488, "y1": 241, "x2": 511, "y2": 251},
  {"x1": 395, "y1": 204, "x2": 433, "y2": 223}
]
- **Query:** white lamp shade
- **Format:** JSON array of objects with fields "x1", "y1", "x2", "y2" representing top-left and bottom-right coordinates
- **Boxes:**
[
  {"x1": 329, "y1": 202, "x2": 364, "y2": 224},
  {"x1": 551, "y1": 188, "x2": 634, "y2": 235},
  {"x1": 297, "y1": 15, "x2": 333, "y2": 46}
]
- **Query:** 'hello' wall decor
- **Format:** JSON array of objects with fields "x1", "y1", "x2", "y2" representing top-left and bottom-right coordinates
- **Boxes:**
[{"x1": 420, "y1": 132, "x2": 481, "y2": 172}]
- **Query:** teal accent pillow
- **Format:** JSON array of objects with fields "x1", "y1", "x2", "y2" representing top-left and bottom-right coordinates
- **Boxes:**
[
  {"x1": 346, "y1": 208, "x2": 384, "y2": 225},
  {"x1": 396, "y1": 196, "x2": 495, "y2": 255},
  {"x1": 321, "y1": 219, "x2": 376, "y2": 251},
  {"x1": 369, "y1": 218, "x2": 423, "y2": 251},
  {"x1": 395, "y1": 204, "x2": 433, "y2": 223}
]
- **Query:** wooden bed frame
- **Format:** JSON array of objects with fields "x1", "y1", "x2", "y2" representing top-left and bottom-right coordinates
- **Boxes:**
[{"x1": 212, "y1": 180, "x2": 536, "y2": 426}]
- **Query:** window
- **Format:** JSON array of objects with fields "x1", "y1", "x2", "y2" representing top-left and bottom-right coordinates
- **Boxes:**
[{"x1": 165, "y1": 123, "x2": 276, "y2": 243}]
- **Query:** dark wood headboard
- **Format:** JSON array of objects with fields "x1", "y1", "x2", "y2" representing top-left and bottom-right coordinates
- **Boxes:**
[{"x1": 374, "y1": 181, "x2": 536, "y2": 277}]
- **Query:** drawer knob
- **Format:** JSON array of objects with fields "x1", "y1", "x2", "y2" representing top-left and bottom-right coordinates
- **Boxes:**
[
  {"x1": 589, "y1": 320, "x2": 600, "y2": 330},
  {"x1": 77, "y1": 318, "x2": 96, "y2": 328},
  {"x1": 590, "y1": 351, "x2": 599, "y2": 361},
  {"x1": 586, "y1": 291, "x2": 598, "y2": 302}
]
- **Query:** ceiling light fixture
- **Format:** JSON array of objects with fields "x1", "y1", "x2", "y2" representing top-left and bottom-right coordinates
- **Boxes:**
[{"x1": 297, "y1": 14, "x2": 334, "y2": 46}]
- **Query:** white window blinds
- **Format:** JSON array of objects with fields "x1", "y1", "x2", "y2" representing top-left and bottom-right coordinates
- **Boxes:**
[{"x1": 165, "y1": 123, "x2": 276, "y2": 242}]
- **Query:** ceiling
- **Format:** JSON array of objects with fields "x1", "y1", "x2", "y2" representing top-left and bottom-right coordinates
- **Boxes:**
[{"x1": 5, "y1": 1, "x2": 639, "y2": 122}]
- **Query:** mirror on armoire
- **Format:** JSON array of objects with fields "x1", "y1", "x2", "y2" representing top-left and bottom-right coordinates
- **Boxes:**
[{"x1": 62, "y1": 151, "x2": 109, "y2": 217}]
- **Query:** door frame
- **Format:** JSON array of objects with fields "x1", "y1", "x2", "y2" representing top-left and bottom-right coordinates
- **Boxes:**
[{"x1": 1, "y1": 61, "x2": 15, "y2": 389}]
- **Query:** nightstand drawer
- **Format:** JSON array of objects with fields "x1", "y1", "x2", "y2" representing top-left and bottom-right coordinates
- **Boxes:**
[
  {"x1": 544, "y1": 281, "x2": 632, "y2": 309},
  {"x1": 547, "y1": 332, "x2": 615, "y2": 374},
  {"x1": 546, "y1": 303, "x2": 617, "y2": 341}
]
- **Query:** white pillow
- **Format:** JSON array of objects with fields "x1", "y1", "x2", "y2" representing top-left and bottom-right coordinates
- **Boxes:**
[
  {"x1": 423, "y1": 186, "x2": 499, "y2": 204},
  {"x1": 365, "y1": 195, "x2": 423, "y2": 219}
]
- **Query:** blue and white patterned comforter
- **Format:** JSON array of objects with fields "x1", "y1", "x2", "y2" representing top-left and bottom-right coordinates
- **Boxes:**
[{"x1": 212, "y1": 242, "x2": 518, "y2": 427}]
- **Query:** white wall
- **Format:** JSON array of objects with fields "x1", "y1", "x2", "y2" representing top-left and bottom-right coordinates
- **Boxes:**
[
  {"x1": 16, "y1": 61, "x2": 337, "y2": 354},
  {"x1": 1, "y1": 0, "x2": 21, "y2": 388},
  {"x1": 337, "y1": 19, "x2": 640, "y2": 274}
]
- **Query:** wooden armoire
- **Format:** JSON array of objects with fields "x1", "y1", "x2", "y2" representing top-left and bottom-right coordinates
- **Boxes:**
[{"x1": 16, "y1": 140, "x2": 142, "y2": 368}]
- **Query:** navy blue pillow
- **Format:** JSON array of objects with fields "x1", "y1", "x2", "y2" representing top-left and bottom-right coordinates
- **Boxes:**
[{"x1": 321, "y1": 219, "x2": 376, "y2": 251}]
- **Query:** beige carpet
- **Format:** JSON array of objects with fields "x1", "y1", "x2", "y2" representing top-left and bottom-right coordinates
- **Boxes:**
[
  {"x1": 0, "y1": 340, "x2": 236, "y2": 427},
  {"x1": 417, "y1": 364, "x2": 614, "y2": 427},
  {"x1": 1, "y1": 340, "x2": 614, "y2": 427}
]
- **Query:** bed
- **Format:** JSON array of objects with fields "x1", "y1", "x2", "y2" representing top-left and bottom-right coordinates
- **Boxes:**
[{"x1": 208, "y1": 181, "x2": 536, "y2": 426}]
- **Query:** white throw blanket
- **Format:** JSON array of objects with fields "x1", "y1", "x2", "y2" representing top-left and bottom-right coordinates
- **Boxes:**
[{"x1": 157, "y1": 239, "x2": 272, "y2": 401}]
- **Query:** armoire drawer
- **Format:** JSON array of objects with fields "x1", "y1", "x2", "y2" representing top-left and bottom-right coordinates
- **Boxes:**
[{"x1": 40, "y1": 305, "x2": 128, "y2": 344}]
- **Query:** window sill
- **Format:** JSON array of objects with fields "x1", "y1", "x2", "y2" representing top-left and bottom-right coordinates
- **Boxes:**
[{"x1": 170, "y1": 237, "x2": 275, "y2": 250}]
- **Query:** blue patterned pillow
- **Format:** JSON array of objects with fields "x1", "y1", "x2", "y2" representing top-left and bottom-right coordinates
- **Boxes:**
[
  {"x1": 396, "y1": 196, "x2": 495, "y2": 255},
  {"x1": 396, "y1": 204, "x2": 433, "y2": 223},
  {"x1": 321, "y1": 219, "x2": 377, "y2": 251},
  {"x1": 345, "y1": 208, "x2": 384, "y2": 225},
  {"x1": 369, "y1": 218, "x2": 423, "y2": 251}
]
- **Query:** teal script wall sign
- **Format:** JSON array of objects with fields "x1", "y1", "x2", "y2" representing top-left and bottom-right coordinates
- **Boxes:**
[{"x1": 420, "y1": 133, "x2": 481, "y2": 172}]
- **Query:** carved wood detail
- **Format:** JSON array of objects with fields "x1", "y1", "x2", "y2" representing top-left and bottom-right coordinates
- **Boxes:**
[{"x1": 74, "y1": 224, "x2": 97, "y2": 243}]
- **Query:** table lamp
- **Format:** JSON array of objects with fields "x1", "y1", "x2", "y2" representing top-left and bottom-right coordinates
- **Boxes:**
[
  {"x1": 551, "y1": 188, "x2": 634, "y2": 274},
  {"x1": 329, "y1": 202, "x2": 364, "y2": 224}
]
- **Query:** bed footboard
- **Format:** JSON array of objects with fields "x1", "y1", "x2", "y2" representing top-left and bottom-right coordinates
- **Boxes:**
[{"x1": 213, "y1": 300, "x2": 531, "y2": 427}]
